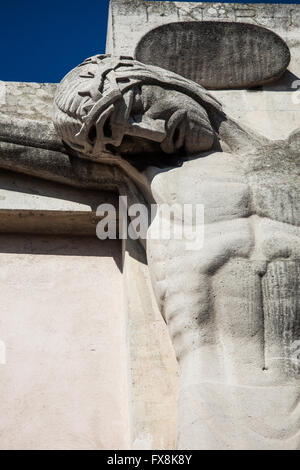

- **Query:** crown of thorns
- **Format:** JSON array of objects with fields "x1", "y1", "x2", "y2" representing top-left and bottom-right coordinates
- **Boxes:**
[{"x1": 53, "y1": 54, "x2": 221, "y2": 158}]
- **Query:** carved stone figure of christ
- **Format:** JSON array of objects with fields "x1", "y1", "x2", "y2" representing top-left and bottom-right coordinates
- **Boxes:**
[{"x1": 0, "y1": 55, "x2": 299, "y2": 450}]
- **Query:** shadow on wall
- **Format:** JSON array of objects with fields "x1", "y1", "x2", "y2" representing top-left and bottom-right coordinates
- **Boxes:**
[
  {"x1": 260, "y1": 70, "x2": 300, "y2": 93},
  {"x1": 0, "y1": 233, "x2": 123, "y2": 271},
  {"x1": 0, "y1": 169, "x2": 118, "y2": 212}
]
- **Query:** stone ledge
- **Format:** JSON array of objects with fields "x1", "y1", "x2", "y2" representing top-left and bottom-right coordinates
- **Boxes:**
[{"x1": 0, "y1": 170, "x2": 119, "y2": 235}]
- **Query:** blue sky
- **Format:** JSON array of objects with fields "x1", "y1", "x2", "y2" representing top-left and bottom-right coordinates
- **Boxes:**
[{"x1": 0, "y1": 0, "x2": 298, "y2": 83}]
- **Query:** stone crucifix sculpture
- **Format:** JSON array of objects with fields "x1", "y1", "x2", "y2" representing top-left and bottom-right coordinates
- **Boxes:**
[{"x1": 0, "y1": 54, "x2": 299, "y2": 450}]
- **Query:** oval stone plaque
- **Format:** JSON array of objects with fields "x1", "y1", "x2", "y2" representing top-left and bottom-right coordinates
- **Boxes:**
[{"x1": 135, "y1": 21, "x2": 290, "y2": 89}]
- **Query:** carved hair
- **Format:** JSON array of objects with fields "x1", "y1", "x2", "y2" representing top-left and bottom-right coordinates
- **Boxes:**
[{"x1": 53, "y1": 54, "x2": 222, "y2": 159}]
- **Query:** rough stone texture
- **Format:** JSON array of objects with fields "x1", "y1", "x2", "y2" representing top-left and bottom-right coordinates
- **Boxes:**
[
  {"x1": 0, "y1": 235, "x2": 129, "y2": 450},
  {"x1": 107, "y1": 1, "x2": 299, "y2": 64},
  {"x1": 0, "y1": 81, "x2": 56, "y2": 122},
  {"x1": 51, "y1": 51, "x2": 269, "y2": 171},
  {"x1": 0, "y1": 82, "x2": 65, "y2": 154},
  {"x1": 107, "y1": 0, "x2": 300, "y2": 140},
  {"x1": 53, "y1": 55, "x2": 218, "y2": 162},
  {"x1": 136, "y1": 21, "x2": 290, "y2": 89}
]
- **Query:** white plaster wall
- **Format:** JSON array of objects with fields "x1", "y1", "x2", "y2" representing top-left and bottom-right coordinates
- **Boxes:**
[{"x1": 0, "y1": 235, "x2": 129, "y2": 450}]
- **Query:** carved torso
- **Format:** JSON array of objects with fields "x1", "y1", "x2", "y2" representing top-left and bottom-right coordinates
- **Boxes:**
[{"x1": 146, "y1": 145, "x2": 300, "y2": 449}]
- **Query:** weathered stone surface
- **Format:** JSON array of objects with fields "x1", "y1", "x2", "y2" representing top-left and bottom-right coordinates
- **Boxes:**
[
  {"x1": 107, "y1": 1, "x2": 299, "y2": 67},
  {"x1": 135, "y1": 21, "x2": 290, "y2": 89},
  {"x1": 107, "y1": 0, "x2": 300, "y2": 140},
  {"x1": 52, "y1": 53, "x2": 267, "y2": 171},
  {"x1": 0, "y1": 81, "x2": 56, "y2": 122},
  {"x1": 0, "y1": 82, "x2": 138, "y2": 192},
  {"x1": 53, "y1": 55, "x2": 220, "y2": 163}
]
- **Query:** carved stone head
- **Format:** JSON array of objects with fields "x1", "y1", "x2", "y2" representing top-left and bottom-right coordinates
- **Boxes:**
[{"x1": 53, "y1": 55, "x2": 222, "y2": 164}]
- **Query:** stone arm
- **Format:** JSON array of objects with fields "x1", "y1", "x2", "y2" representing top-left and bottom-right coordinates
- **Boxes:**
[
  {"x1": 0, "y1": 114, "x2": 77, "y2": 184},
  {"x1": 0, "y1": 114, "x2": 64, "y2": 152},
  {"x1": 0, "y1": 115, "x2": 130, "y2": 193},
  {"x1": 0, "y1": 115, "x2": 151, "y2": 221}
]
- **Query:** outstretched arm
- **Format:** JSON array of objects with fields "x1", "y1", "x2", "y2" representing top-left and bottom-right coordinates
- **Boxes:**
[
  {"x1": 0, "y1": 115, "x2": 132, "y2": 195},
  {"x1": 0, "y1": 114, "x2": 64, "y2": 152},
  {"x1": 0, "y1": 114, "x2": 84, "y2": 186}
]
